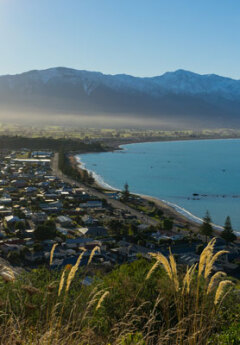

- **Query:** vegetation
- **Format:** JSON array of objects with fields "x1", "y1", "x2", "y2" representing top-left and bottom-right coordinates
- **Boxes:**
[
  {"x1": 221, "y1": 216, "x2": 237, "y2": 246},
  {"x1": 0, "y1": 239, "x2": 238, "y2": 344},
  {"x1": 2, "y1": 124, "x2": 240, "y2": 143},
  {"x1": 122, "y1": 182, "x2": 130, "y2": 202},
  {"x1": 163, "y1": 218, "x2": 173, "y2": 230},
  {"x1": 200, "y1": 211, "x2": 213, "y2": 242},
  {"x1": 0, "y1": 135, "x2": 104, "y2": 152},
  {"x1": 35, "y1": 219, "x2": 57, "y2": 240},
  {"x1": 58, "y1": 150, "x2": 95, "y2": 185}
]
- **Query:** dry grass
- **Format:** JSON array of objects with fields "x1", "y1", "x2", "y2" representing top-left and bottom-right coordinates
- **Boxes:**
[
  {"x1": 0, "y1": 238, "x2": 236, "y2": 345},
  {"x1": 49, "y1": 243, "x2": 58, "y2": 266},
  {"x1": 148, "y1": 238, "x2": 234, "y2": 345}
]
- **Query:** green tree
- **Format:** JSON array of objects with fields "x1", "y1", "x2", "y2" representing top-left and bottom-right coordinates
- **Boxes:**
[
  {"x1": 122, "y1": 182, "x2": 130, "y2": 202},
  {"x1": 7, "y1": 251, "x2": 21, "y2": 265},
  {"x1": 107, "y1": 219, "x2": 122, "y2": 238},
  {"x1": 35, "y1": 220, "x2": 57, "y2": 241},
  {"x1": 14, "y1": 221, "x2": 25, "y2": 231},
  {"x1": 221, "y1": 216, "x2": 237, "y2": 246},
  {"x1": 163, "y1": 218, "x2": 173, "y2": 231},
  {"x1": 128, "y1": 223, "x2": 137, "y2": 237},
  {"x1": 200, "y1": 211, "x2": 213, "y2": 242}
]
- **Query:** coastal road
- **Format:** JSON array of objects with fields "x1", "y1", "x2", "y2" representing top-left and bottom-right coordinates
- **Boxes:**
[{"x1": 51, "y1": 153, "x2": 158, "y2": 226}]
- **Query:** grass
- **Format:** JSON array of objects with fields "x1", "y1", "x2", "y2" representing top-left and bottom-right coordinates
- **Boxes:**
[
  {"x1": 2, "y1": 124, "x2": 240, "y2": 142},
  {"x1": 0, "y1": 240, "x2": 238, "y2": 344}
]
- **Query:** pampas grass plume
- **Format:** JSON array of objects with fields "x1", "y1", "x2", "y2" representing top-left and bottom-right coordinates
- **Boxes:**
[
  {"x1": 214, "y1": 280, "x2": 233, "y2": 305},
  {"x1": 58, "y1": 268, "x2": 67, "y2": 297},
  {"x1": 65, "y1": 250, "x2": 86, "y2": 292},
  {"x1": 50, "y1": 243, "x2": 58, "y2": 266},
  {"x1": 207, "y1": 272, "x2": 226, "y2": 295},
  {"x1": 145, "y1": 261, "x2": 159, "y2": 280},
  {"x1": 96, "y1": 291, "x2": 109, "y2": 311},
  {"x1": 87, "y1": 246, "x2": 100, "y2": 266}
]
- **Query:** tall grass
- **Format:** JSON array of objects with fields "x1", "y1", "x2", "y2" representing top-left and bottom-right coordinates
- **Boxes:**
[
  {"x1": 0, "y1": 239, "x2": 237, "y2": 345},
  {"x1": 147, "y1": 238, "x2": 234, "y2": 345}
]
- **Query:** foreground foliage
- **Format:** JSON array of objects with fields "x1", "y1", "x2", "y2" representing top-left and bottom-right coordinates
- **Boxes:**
[{"x1": 0, "y1": 239, "x2": 239, "y2": 345}]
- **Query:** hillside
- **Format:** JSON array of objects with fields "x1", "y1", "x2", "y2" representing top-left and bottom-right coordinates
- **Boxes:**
[
  {"x1": 1, "y1": 68, "x2": 240, "y2": 128},
  {"x1": 0, "y1": 244, "x2": 239, "y2": 345}
]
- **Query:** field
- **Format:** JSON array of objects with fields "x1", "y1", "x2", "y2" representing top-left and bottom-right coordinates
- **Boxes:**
[{"x1": 1, "y1": 123, "x2": 240, "y2": 142}]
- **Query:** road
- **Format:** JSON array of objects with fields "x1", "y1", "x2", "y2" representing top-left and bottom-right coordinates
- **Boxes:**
[{"x1": 51, "y1": 153, "x2": 158, "y2": 226}]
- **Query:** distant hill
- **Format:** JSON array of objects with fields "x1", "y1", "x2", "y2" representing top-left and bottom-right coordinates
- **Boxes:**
[{"x1": 0, "y1": 67, "x2": 240, "y2": 128}]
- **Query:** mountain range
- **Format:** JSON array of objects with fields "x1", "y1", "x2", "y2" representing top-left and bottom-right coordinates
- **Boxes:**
[{"x1": 0, "y1": 67, "x2": 240, "y2": 128}]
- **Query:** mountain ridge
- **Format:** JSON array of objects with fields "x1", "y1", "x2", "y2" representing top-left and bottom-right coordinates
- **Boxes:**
[{"x1": 0, "y1": 67, "x2": 240, "y2": 128}]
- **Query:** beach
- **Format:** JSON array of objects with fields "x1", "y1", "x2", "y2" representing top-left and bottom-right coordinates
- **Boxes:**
[
  {"x1": 74, "y1": 139, "x2": 240, "y2": 240},
  {"x1": 74, "y1": 154, "x2": 203, "y2": 231}
]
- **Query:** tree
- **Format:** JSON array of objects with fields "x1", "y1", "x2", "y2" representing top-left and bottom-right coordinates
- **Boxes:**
[
  {"x1": 163, "y1": 218, "x2": 173, "y2": 231},
  {"x1": 200, "y1": 211, "x2": 213, "y2": 242},
  {"x1": 35, "y1": 220, "x2": 57, "y2": 241},
  {"x1": 7, "y1": 251, "x2": 21, "y2": 265},
  {"x1": 122, "y1": 182, "x2": 130, "y2": 202},
  {"x1": 14, "y1": 221, "x2": 25, "y2": 231},
  {"x1": 196, "y1": 243, "x2": 204, "y2": 255},
  {"x1": 88, "y1": 172, "x2": 95, "y2": 185},
  {"x1": 221, "y1": 216, "x2": 237, "y2": 246},
  {"x1": 128, "y1": 223, "x2": 137, "y2": 238}
]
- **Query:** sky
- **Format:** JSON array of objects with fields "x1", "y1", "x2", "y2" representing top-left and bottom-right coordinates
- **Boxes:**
[{"x1": 0, "y1": 0, "x2": 240, "y2": 78}]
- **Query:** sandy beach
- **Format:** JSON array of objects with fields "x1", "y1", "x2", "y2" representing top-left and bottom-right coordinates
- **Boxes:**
[
  {"x1": 74, "y1": 152, "x2": 240, "y2": 241},
  {"x1": 74, "y1": 155, "x2": 201, "y2": 229}
]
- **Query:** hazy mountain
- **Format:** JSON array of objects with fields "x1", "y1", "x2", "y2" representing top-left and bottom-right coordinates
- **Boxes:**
[{"x1": 0, "y1": 67, "x2": 240, "y2": 128}]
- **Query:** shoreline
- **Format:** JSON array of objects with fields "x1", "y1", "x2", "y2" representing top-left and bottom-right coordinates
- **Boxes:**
[
  {"x1": 102, "y1": 135, "x2": 240, "y2": 152},
  {"x1": 74, "y1": 140, "x2": 240, "y2": 239},
  {"x1": 74, "y1": 154, "x2": 227, "y2": 236}
]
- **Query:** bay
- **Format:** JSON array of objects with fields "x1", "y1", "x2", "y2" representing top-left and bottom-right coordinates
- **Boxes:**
[{"x1": 77, "y1": 139, "x2": 240, "y2": 231}]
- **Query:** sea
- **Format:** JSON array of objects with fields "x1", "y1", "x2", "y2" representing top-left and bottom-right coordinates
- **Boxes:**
[{"x1": 76, "y1": 139, "x2": 240, "y2": 232}]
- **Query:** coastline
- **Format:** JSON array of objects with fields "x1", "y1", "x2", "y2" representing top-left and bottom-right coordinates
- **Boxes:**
[
  {"x1": 102, "y1": 135, "x2": 240, "y2": 152},
  {"x1": 74, "y1": 154, "x2": 223, "y2": 234},
  {"x1": 74, "y1": 141, "x2": 240, "y2": 239}
]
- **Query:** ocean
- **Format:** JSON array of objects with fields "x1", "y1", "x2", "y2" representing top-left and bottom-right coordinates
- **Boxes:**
[{"x1": 76, "y1": 139, "x2": 240, "y2": 232}]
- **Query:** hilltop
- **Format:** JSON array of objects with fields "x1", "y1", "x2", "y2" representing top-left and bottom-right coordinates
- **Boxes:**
[{"x1": 1, "y1": 68, "x2": 240, "y2": 128}]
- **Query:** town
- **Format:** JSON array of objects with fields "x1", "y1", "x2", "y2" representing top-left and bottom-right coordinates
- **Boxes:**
[{"x1": 0, "y1": 148, "x2": 239, "y2": 280}]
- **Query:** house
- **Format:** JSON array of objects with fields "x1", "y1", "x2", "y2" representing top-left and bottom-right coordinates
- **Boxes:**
[
  {"x1": 25, "y1": 187, "x2": 37, "y2": 193},
  {"x1": 137, "y1": 224, "x2": 149, "y2": 231},
  {"x1": 31, "y1": 212, "x2": 47, "y2": 224},
  {"x1": 79, "y1": 226, "x2": 108, "y2": 238},
  {"x1": 76, "y1": 227, "x2": 89, "y2": 236},
  {"x1": 179, "y1": 254, "x2": 199, "y2": 265},
  {"x1": 0, "y1": 207, "x2": 12, "y2": 217},
  {"x1": 25, "y1": 251, "x2": 44, "y2": 263},
  {"x1": 0, "y1": 196, "x2": 12, "y2": 205},
  {"x1": 82, "y1": 215, "x2": 98, "y2": 225},
  {"x1": 11, "y1": 179, "x2": 27, "y2": 188},
  {"x1": 65, "y1": 238, "x2": 101, "y2": 249},
  {"x1": 151, "y1": 232, "x2": 170, "y2": 242},
  {"x1": 4, "y1": 215, "x2": 20, "y2": 224},
  {"x1": 23, "y1": 229, "x2": 35, "y2": 238},
  {"x1": 23, "y1": 209, "x2": 33, "y2": 219},
  {"x1": 57, "y1": 215, "x2": 73, "y2": 227},
  {"x1": 40, "y1": 201, "x2": 62, "y2": 212},
  {"x1": 104, "y1": 191, "x2": 120, "y2": 200},
  {"x1": 32, "y1": 151, "x2": 53, "y2": 159},
  {"x1": 0, "y1": 243, "x2": 23, "y2": 255},
  {"x1": 56, "y1": 226, "x2": 69, "y2": 236}
]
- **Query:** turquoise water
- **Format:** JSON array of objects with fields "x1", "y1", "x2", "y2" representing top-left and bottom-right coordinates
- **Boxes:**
[{"x1": 77, "y1": 139, "x2": 240, "y2": 231}]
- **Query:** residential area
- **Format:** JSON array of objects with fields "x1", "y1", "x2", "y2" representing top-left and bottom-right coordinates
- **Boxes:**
[{"x1": 0, "y1": 149, "x2": 239, "y2": 279}]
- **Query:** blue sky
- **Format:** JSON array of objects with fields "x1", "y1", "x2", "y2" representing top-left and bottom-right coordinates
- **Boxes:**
[{"x1": 0, "y1": 0, "x2": 239, "y2": 78}]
